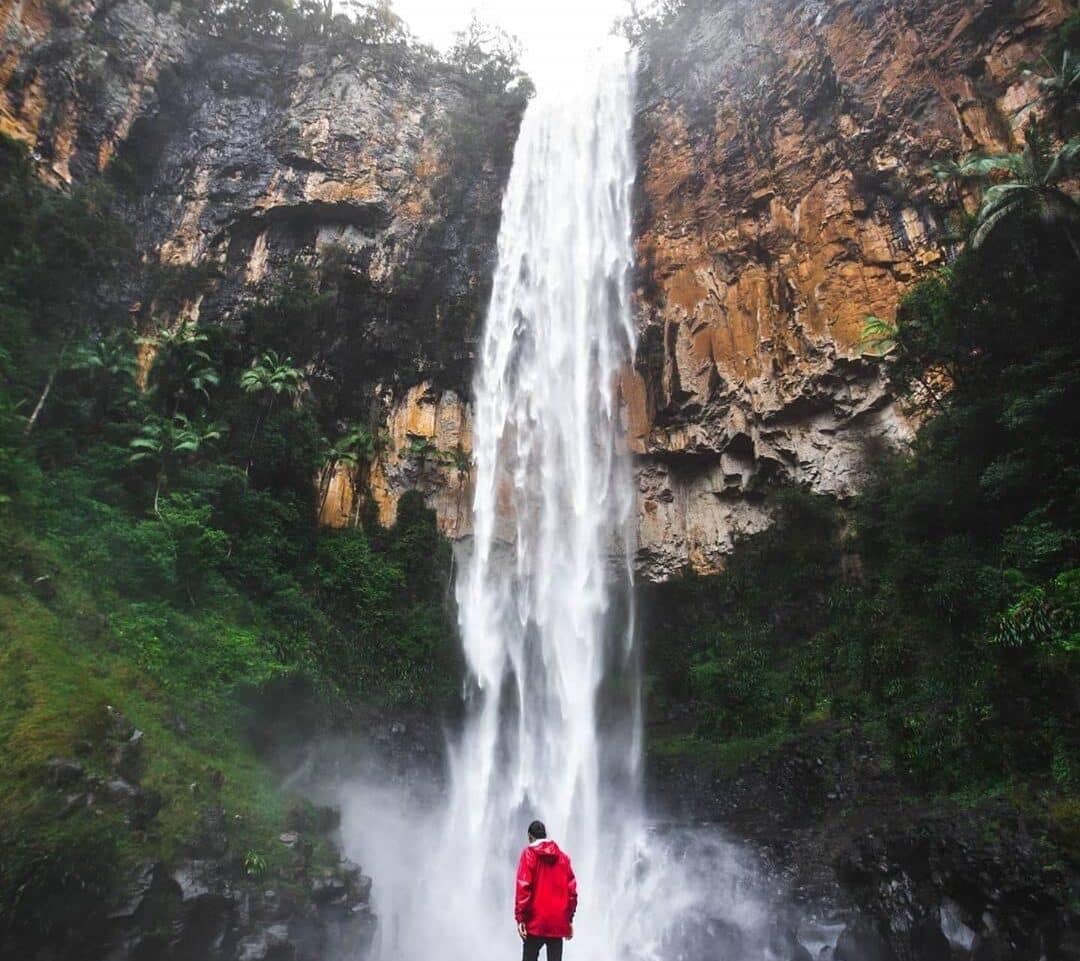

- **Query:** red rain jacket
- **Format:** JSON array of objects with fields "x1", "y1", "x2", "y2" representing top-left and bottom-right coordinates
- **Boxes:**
[{"x1": 514, "y1": 839, "x2": 578, "y2": 938}]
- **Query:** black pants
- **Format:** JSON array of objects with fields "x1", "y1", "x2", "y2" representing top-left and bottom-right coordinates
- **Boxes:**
[{"x1": 522, "y1": 937, "x2": 563, "y2": 961}]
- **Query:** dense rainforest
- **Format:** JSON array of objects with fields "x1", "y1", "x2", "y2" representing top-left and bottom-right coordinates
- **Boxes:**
[
  {"x1": 0, "y1": 1, "x2": 526, "y2": 955},
  {"x1": 1, "y1": 0, "x2": 1078, "y2": 959},
  {"x1": 0, "y1": 131, "x2": 461, "y2": 952}
]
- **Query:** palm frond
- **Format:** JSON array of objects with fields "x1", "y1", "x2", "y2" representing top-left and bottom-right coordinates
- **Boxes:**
[
  {"x1": 1046, "y1": 138, "x2": 1080, "y2": 184},
  {"x1": 859, "y1": 314, "x2": 898, "y2": 354},
  {"x1": 971, "y1": 202, "x2": 1020, "y2": 248}
]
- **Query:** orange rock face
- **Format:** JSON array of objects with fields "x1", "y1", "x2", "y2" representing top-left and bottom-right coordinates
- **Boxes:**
[
  {"x1": 317, "y1": 384, "x2": 474, "y2": 538},
  {"x1": 629, "y1": 0, "x2": 1068, "y2": 578},
  {"x1": 367, "y1": 382, "x2": 472, "y2": 538}
]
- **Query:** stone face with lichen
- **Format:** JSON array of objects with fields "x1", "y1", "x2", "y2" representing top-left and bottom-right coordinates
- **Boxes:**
[{"x1": 628, "y1": 0, "x2": 1069, "y2": 579}]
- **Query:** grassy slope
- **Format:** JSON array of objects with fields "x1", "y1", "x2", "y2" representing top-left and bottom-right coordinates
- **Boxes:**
[{"x1": 0, "y1": 502, "x2": 322, "y2": 940}]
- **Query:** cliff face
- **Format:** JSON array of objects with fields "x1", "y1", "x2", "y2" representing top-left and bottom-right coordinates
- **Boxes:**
[
  {"x1": 1, "y1": 0, "x2": 514, "y2": 532},
  {"x1": 2, "y1": 0, "x2": 1069, "y2": 571},
  {"x1": 629, "y1": 0, "x2": 1068, "y2": 579}
]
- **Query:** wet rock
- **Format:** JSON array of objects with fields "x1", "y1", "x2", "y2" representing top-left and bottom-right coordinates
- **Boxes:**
[
  {"x1": 354, "y1": 874, "x2": 372, "y2": 904},
  {"x1": 108, "y1": 861, "x2": 162, "y2": 920},
  {"x1": 106, "y1": 706, "x2": 136, "y2": 741},
  {"x1": 771, "y1": 925, "x2": 815, "y2": 961},
  {"x1": 236, "y1": 923, "x2": 294, "y2": 961},
  {"x1": 46, "y1": 757, "x2": 84, "y2": 787},
  {"x1": 940, "y1": 898, "x2": 977, "y2": 953},
  {"x1": 59, "y1": 792, "x2": 89, "y2": 817},
  {"x1": 31, "y1": 573, "x2": 56, "y2": 601},
  {"x1": 104, "y1": 777, "x2": 138, "y2": 804},
  {"x1": 111, "y1": 728, "x2": 145, "y2": 782},
  {"x1": 98, "y1": 777, "x2": 160, "y2": 827},
  {"x1": 172, "y1": 861, "x2": 214, "y2": 903},
  {"x1": 834, "y1": 920, "x2": 898, "y2": 961},
  {"x1": 338, "y1": 858, "x2": 361, "y2": 885},
  {"x1": 309, "y1": 874, "x2": 347, "y2": 905},
  {"x1": 131, "y1": 788, "x2": 161, "y2": 827}
]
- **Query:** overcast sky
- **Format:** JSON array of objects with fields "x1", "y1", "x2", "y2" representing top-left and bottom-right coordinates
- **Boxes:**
[{"x1": 391, "y1": 0, "x2": 634, "y2": 82}]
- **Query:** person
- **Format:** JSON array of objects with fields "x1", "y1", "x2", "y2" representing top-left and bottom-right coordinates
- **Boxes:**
[{"x1": 514, "y1": 820, "x2": 577, "y2": 961}]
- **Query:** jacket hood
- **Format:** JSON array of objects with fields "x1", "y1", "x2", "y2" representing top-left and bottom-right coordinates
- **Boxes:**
[{"x1": 531, "y1": 839, "x2": 562, "y2": 863}]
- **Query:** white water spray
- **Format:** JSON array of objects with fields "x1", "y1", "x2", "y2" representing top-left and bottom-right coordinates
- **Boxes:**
[{"x1": 343, "y1": 43, "x2": 786, "y2": 961}]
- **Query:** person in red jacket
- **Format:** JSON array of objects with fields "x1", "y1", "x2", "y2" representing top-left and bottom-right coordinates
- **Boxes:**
[{"x1": 514, "y1": 820, "x2": 578, "y2": 961}]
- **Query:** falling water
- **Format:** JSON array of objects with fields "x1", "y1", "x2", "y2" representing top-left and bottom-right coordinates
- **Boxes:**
[
  {"x1": 343, "y1": 42, "x2": 788, "y2": 961},
  {"x1": 444, "y1": 42, "x2": 640, "y2": 960}
]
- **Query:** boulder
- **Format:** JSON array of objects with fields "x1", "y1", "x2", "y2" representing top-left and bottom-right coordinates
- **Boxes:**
[
  {"x1": 236, "y1": 923, "x2": 295, "y2": 961},
  {"x1": 834, "y1": 920, "x2": 898, "y2": 961},
  {"x1": 46, "y1": 758, "x2": 84, "y2": 787}
]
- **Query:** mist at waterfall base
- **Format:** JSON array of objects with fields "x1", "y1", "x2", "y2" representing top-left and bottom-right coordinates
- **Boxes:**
[{"x1": 336, "y1": 47, "x2": 797, "y2": 961}]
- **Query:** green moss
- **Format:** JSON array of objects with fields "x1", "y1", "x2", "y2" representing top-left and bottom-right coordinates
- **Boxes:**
[
  {"x1": 649, "y1": 730, "x2": 794, "y2": 771},
  {"x1": 1049, "y1": 796, "x2": 1080, "y2": 856}
]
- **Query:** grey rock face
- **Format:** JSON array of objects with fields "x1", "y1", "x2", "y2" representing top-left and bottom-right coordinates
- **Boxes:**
[{"x1": 3, "y1": 0, "x2": 519, "y2": 432}]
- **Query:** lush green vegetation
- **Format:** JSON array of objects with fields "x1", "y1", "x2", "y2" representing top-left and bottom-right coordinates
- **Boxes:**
[
  {"x1": 645, "y1": 37, "x2": 1080, "y2": 810},
  {"x1": 0, "y1": 1, "x2": 529, "y2": 937},
  {"x1": 0, "y1": 128, "x2": 460, "y2": 946}
]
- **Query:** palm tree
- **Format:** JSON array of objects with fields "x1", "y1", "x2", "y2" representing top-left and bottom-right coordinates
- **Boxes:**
[
  {"x1": 317, "y1": 426, "x2": 375, "y2": 518},
  {"x1": 240, "y1": 350, "x2": 304, "y2": 458},
  {"x1": 1019, "y1": 49, "x2": 1080, "y2": 133},
  {"x1": 858, "y1": 315, "x2": 898, "y2": 357},
  {"x1": 128, "y1": 413, "x2": 225, "y2": 514},
  {"x1": 23, "y1": 330, "x2": 140, "y2": 435},
  {"x1": 69, "y1": 331, "x2": 138, "y2": 418},
  {"x1": 240, "y1": 350, "x2": 304, "y2": 399},
  {"x1": 934, "y1": 121, "x2": 1080, "y2": 258},
  {"x1": 860, "y1": 313, "x2": 948, "y2": 415},
  {"x1": 142, "y1": 322, "x2": 220, "y2": 414}
]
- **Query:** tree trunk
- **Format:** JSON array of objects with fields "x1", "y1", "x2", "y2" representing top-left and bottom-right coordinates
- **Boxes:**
[
  {"x1": 245, "y1": 396, "x2": 274, "y2": 475},
  {"x1": 317, "y1": 458, "x2": 338, "y2": 519},
  {"x1": 23, "y1": 365, "x2": 59, "y2": 436},
  {"x1": 351, "y1": 461, "x2": 370, "y2": 528},
  {"x1": 1064, "y1": 223, "x2": 1080, "y2": 263}
]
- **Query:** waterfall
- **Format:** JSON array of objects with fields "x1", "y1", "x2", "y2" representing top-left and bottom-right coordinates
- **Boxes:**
[
  {"x1": 344, "y1": 42, "x2": 784, "y2": 961},
  {"x1": 444, "y1": 42, "x2": 640, "y2": 959}
]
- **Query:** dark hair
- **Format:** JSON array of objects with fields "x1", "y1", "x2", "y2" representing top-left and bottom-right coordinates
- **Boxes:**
[{"x1": 527, "y1": 820, "x2": 547, "y2": 839}]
